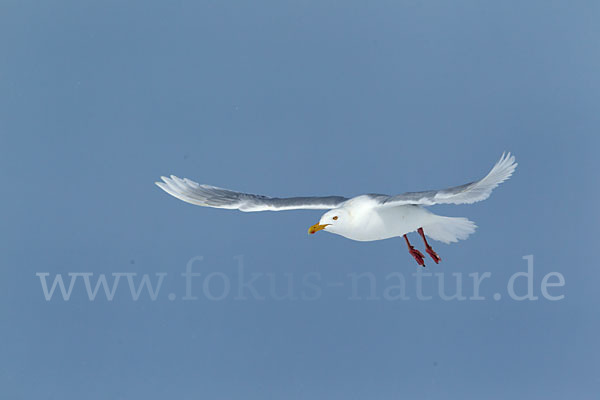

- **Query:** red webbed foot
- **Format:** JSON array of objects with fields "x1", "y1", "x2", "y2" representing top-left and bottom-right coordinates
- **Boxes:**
[
  {"x1": 418, "y1": 227, "x2": 442, "y2": 264},
  {"x1": 404, "y1": 234, "x2": 426, "y2": 267},
  {"x1": 425, "y1": 246, "x2": 442, "y2": 264},
  {"x1": 409, "y1": 246, "x2": 426, "y2": 267}
]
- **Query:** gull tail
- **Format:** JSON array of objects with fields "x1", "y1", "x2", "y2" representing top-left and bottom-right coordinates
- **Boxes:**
[{"x1": 422, "y1": 215, "x2": 477, "y2": 244}]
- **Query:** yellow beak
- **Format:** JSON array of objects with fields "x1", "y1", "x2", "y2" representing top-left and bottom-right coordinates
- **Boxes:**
[{"x1": 308, "y1": 223, "x2": 330, "y2": 235}]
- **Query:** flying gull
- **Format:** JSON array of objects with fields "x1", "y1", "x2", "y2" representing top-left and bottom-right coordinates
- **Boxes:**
[{"x1": 156, "y1": 152, "x2": 517, "y2": 266}]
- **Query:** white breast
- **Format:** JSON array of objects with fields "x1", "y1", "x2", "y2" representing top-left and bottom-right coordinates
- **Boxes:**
[{"x1": 336, "y1": 198, "x2": 435, "y2": 242}]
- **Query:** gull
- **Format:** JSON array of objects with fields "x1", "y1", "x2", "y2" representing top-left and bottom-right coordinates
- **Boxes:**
[{"x1": 156, "y1": 153, "x2": 516, "y2": 266}]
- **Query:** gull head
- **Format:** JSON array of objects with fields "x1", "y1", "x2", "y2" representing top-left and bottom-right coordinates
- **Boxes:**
[{"x1": 308, "y1": 208, "x2": 350, "y2": 235}]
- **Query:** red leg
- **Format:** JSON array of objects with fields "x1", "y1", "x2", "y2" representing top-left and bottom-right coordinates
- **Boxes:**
[
  {"x1": 404, "y1": 234, "x2": 426, "y2": 267},
  {"x1": 418, "y1": 227, "x2": 442, "y2": 264}
]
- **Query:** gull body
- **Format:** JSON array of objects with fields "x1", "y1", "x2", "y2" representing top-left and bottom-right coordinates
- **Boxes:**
[
  {"x1": 312, "y1": 196, "x2": 474, "y2": 244},
  {"x1": 317, "y1": 197, "x2": 436, "y2": 241}
]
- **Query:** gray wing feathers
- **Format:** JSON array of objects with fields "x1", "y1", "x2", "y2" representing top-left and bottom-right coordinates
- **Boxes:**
[
  {"x1": 156, "y1": 176, "x2": 348, "y2": 212},
  {"x1": 378, "y1": 152, "x2": 517, "y2": 206}
]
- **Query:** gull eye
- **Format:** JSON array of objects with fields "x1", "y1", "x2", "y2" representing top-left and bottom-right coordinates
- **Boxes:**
[{"x1": 333, "y1": 216, "x2": 338, "y2": 220}]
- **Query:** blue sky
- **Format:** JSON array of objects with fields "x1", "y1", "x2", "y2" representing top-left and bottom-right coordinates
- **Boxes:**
[{"x1": 1, "y1": 1, "x2": 599, "y2": 399}]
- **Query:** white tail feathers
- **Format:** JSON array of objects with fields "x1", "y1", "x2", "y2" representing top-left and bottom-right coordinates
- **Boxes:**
[{"x1": 423, "y1": 216, "x2": 477, "y2": 244}]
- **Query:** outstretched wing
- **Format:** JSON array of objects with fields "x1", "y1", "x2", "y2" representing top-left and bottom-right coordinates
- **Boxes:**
[
  {"x1": 156, "y1": 176, "x2": 348, "y2": 212},
  {"x1": 373, "y1": 152, "x2": 517, "y2": 207}
]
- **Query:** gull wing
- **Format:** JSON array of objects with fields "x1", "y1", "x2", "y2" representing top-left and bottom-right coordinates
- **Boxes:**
[
  {"x1": 156, "y1": 176, "x2": 348, "y2": 212},
  {"x1": 373, "y1": 152, "x2": 517, "y2": 207}
]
